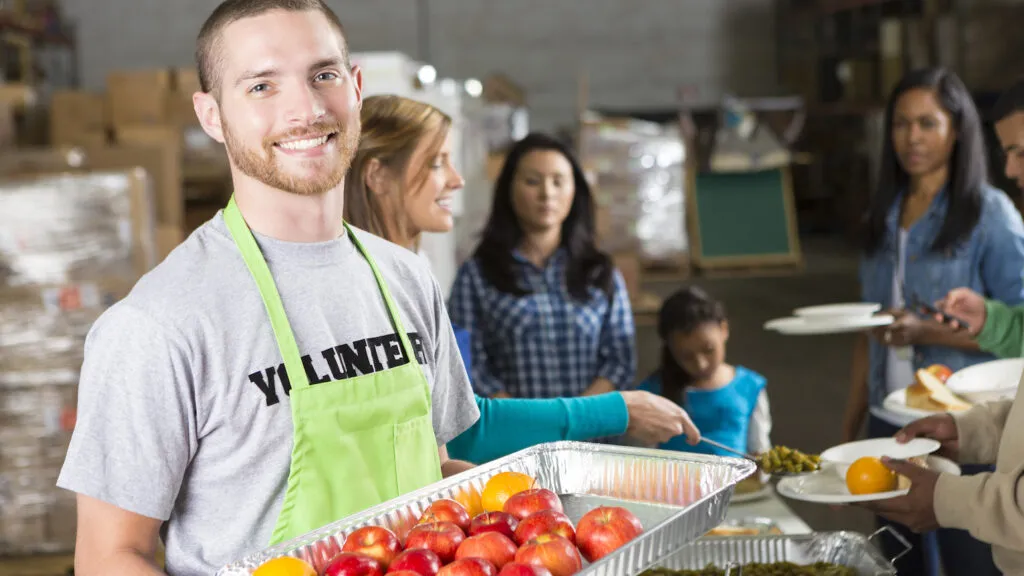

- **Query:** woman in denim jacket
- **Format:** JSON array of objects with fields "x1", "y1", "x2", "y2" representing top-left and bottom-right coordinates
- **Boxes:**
[{"x1": 845, "y1": 68, "x2": 1024, "y2": 576}]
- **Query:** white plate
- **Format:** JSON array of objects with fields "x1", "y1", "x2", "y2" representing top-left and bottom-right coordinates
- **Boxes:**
[
  {"x1": 793, "y1": 303, "x2": 882, "y2": 322},
  {"x1": 880, "y1": 389, "x2": 935, "y2": 426},
  {"x1": 820, "y1": 437, "x2": 940, "y2": 479},
  {"x1": 776, "y1": 455, "x2": 960, "y2": 504},
  {"x1": 946, "y1": 358, "x2": 1024, "y2": 404},
  {"x1": 763, "y1": 314, "x2": 893, "y2": 335}
]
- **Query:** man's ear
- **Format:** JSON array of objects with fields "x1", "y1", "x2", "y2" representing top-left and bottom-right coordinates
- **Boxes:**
[
  {"x1": 350, "y1": 64, "x2": 363, "y2": 110},
  {"x1": 193, "y1": 91, "x2": 225, "y2": 144}
]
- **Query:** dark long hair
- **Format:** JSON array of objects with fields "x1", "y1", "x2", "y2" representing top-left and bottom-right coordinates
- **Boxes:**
[
  {"x1": 864, "y1": 67, "x2": 988, "y2": 255},
  {"x1": 657, "y1": 286, "x2": 727, "y2": 401},
  {"x1": 472, "y1": 132, "x2": 613, "y2": 301}
]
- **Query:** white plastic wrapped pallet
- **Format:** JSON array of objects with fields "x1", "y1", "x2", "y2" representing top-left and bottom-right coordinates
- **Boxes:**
[{"x1": 0, "y1": 170, "x2": 153, "y2": 554}]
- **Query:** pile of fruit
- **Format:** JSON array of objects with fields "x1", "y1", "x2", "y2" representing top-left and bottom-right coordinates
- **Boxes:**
[{"x1": 254, "y1": 471, "x2": 645, "y2": 576}]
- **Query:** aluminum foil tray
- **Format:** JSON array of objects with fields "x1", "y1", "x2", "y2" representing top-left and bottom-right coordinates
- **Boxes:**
[
  {"x1": 217, "y1": 441, "x2": 754, "y2": 575},
  {"x1": 640, "y1": 529, "x2": 909, "y2": 575}
]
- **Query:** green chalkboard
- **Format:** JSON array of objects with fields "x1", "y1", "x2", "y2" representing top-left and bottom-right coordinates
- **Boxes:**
[{"x1": 689, "y1": 167, "x2": 800, "y2": 267}]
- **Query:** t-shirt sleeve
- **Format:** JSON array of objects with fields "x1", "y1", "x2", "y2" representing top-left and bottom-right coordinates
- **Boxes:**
[
  {"x1": 56, "y1": 302, "x2": 198, "y2": 521},
  {"x1": 427, "y1": 275, "x2": 480, "y2": 447}
]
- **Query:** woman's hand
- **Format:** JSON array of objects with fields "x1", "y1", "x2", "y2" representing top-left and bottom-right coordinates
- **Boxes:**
[
  {"x1": 873, "y1": 309, "x2": 924, "y2": 347},
  {"x1": 935, "y1": 287, "x2": 987, "y2": 336},
  {"x1": 621, "y1": 391, "x2": 701, "y2": 446}
]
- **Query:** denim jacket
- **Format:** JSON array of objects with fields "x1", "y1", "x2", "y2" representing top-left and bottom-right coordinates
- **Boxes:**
[{"x1": 859, "y1": 183, "x2": 1024, "y2": 410}]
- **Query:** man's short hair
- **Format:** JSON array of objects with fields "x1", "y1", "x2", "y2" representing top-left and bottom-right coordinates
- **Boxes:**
[
  {"x1": 990, "y1": 77, "x2": 1024, "y2": 124},
  {"x1": 195, "y1": 0, "x2": 351, "y2": 95}
]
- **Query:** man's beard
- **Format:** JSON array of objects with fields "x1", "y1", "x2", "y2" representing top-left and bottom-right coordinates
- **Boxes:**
[{"x1": 222, "y1": 116, "x2": 360, "y2": 197}]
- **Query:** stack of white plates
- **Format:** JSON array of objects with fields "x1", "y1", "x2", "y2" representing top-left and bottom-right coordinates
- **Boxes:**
[{"x1": 764, "y1": 303, "x2": 893, "y2": 336}]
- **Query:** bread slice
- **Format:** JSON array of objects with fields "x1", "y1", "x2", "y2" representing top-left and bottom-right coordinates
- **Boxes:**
[
  {"x1": 897, "y1": 456, "x2": 929, "y2": 490},
  {"x1": 906, "y1": 369, "x2": 972, "y2": 412},
  {"x1": 707, "y1": 525, "x2": 760, "y2": 536}
]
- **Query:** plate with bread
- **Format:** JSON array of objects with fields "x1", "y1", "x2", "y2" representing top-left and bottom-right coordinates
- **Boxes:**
[{"x1": 883, "y1": 367, "x2": 973, "y2": 425}]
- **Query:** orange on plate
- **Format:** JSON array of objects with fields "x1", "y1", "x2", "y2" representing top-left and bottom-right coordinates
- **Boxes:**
[
  {"x1": 845, "y1": 456, "x2": 897, "y2": 495},
  {"x1": 253, "y1": 556, "x2": 317, "y2": 576},
  {"x1": 481, "y1": 471, "x2": 535, "y2": 512}
]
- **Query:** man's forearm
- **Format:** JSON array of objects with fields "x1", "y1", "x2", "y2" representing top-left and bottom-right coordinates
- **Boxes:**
[
  {"x1": 977, "y1": 299, "x2": 1024, "y2": 358},
  {"x1": 76, "y1": 550, "x2": 165, "y2": 576},
  {"x1": 441, "y1": 459, "x2": 476, "y2": 476}
]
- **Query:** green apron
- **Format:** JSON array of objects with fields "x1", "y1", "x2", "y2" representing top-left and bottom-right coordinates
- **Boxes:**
[{"x1": 223, "y1": 196, "x2": 443, "y2": 546}]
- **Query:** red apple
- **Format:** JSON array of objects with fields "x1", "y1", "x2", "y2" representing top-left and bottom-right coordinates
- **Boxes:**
[
  {"x1": 419, "y1": 499, "x2": 472, "y2": 532},
  {"x1": 387, "y1": 572, "x2": 423, "y2": 576},
  {"x1": 438, "y1": 558, "x2": 497, "y2": 576},
  {"x1": 513, "y1": 534, "x2": 582, "y2": 576},
  {"x1": 513, "y1": 510, "x2": 575, "y2": 546},
  {"x1": 404, "y1": 522, "x2": 465, "y2": 564},
  {"x1": 324, "y1": 552, "x2": 385, "y2": 576},
  {"x1": 343, "y1": 526, "x2": 404, "y2": 568},
  {"x1": 387, "y1": 549, "x2": 442, "y2": 576},
  {"x1": 498, "y1": 564, "x2": 553, "y2": 576},
  {"x1": 574, "y1": 506, "x2": 644, "y2": 562},
  {"x1": 502, "y1": 489, "x2": 563, "y2": 521},
  {"x1": 468, "y1": 512, "x2": 519, "y2": 541},
  {"x1": 455, "y1": 532, "x2": 517, "y2": 569}
]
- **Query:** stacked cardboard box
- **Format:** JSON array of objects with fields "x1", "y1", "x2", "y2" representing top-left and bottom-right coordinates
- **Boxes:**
[{"x1": 0, "y1": 170, "x2": 154, "y2": 554}]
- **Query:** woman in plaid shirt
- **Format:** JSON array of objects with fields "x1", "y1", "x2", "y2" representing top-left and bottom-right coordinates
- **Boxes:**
[{"x1": 448, "y1": 132, "x2": 637, "y2": 400}]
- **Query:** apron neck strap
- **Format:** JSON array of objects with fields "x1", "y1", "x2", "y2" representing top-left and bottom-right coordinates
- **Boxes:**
[
  {"x1": 342, "y1": 221, "x2": 417, "y2": 365},
  {"x1": 223, "y1": 195, "x2": 310, "y2": 390}
]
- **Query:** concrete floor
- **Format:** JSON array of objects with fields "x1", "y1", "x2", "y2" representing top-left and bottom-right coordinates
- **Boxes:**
[{"x1": 635, "y1": 233, "x2": 875, "y2": 535}]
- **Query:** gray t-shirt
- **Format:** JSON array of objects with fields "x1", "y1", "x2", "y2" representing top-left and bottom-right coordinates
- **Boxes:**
[{"x1": 56, "y1": 212, "x2": 480, "y2": 576}]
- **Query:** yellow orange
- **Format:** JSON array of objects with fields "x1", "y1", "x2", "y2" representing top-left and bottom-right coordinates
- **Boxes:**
[
  {"x1": 453, "y1": 486, "x2": 484, "y2": 518},
  {"x1": 253, "y1": 556, "x2": 317, "y2": 576},
  {"x1": 845, "y1": 456, "x2": 897, "y2": 495},
  {"x1": 481, "y1": 471, "x2": 535, "y2": 512}
]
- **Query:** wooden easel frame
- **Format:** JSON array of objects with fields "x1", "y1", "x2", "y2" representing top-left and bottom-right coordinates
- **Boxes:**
[{"x1": 677, "y1": 89, "x2": 804, "y2": 271}]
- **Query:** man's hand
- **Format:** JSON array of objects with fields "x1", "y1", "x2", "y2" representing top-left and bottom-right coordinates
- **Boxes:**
[
  {"x1": 872, "y1": 309, "x2": 924, "y2": 347},
  {"x1": 935, "y1": 287, "x2": 987, "y2": 336},
  {"x1": 860, "y1": 458, "x2": 941, "y2": 533},
  {"x1": 621, "y1": 391, "x2": 701, "y2": 446},
  {"x1": 438, "y1": 445, "x2": 475, "y2": 476},
  {"x1": 895, "y1": 414, "x2": 959, "y2": 461}
]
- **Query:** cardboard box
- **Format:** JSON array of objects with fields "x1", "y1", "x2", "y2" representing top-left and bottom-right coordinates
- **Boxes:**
[
  {"x1": 106, "y1": 69, "x2": 174, "y2": 126},
  {"x1": 110, "y1": 125, "x2": 184, "y2": 229}
]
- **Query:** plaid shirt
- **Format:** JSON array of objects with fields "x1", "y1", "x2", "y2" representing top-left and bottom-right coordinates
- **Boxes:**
[{"x1": 448, "y1": 249, "x2": 637, "y2": 399}]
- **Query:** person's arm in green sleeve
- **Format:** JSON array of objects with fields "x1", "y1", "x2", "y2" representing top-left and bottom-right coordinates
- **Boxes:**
[
  {"x1": 976, "y1": 299, "x2": 1024, "y2": 358},
  {"x1": 445, "y1": 393, "x2": 629, "y2": 464}
]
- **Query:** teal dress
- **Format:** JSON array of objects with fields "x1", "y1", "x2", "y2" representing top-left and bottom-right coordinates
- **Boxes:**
[{"x1": 446, "y1": 324, "x2": 630, "y2": 463}]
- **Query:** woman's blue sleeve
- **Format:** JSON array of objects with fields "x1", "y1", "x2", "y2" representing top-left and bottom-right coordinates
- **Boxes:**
[{"x1": 446, "y1": 393, "x2": 630, "y2": 463}]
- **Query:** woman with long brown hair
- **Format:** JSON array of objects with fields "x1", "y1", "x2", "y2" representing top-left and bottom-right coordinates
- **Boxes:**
[{"x1": 344, "y1": 94, "x2": 699, "y2": 463}]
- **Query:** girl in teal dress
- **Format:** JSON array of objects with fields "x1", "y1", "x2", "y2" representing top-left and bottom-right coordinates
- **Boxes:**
[{"x1": 637, "y1": 286, "x2": 772, "y2": 457}]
